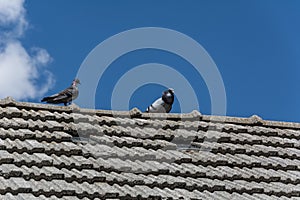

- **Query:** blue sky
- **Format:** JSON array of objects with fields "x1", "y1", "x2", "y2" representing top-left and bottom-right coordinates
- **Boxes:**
[{"x1": 1, "y1": 0, "x2": 299, "y2": 122}]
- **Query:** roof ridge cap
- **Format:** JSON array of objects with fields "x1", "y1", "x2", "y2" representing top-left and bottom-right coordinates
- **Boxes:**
[
  {"x1": 1, "y1": 98, "x2": 300, "y2": 129},
  {"x1": 202, "y1": 114, "x2": 300, "y2": 130}
]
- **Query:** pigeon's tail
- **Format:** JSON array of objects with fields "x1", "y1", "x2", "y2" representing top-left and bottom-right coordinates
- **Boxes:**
[{"x1": 41, "y1": 96, "x2": 52, "y2": 102}]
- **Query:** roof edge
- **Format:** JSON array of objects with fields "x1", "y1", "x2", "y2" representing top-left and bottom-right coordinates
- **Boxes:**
[{"x1": 1, "y1": 97, "x2": 300, "y2": 130}]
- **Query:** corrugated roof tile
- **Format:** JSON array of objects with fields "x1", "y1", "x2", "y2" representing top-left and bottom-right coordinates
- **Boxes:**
[{"x1": 1, "y1": 100, "x2": 300, "y2": 199}]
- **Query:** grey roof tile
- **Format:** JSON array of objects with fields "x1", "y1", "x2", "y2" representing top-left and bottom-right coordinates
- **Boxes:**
[
  {"x1": 2, "y1": 151, "x2": 52, "y2": 167},
  {"x1": 202, "y1": 191, "x2": 231, "y2": 200},
  {"x1": 114, "y1": 125, "x2": 174, "y2": 140},
  {"x1": 1, "y1": 138, "x2": 83, "y2": 156},
  {"x1": 57, "y1": 111, "x2": 73, "y2": 121},
  {"x1": 132, "y1": 160, "x2": 159, "y2": 173},
  {"x1": 280, "y1": 129, "x2": 300, "y2": 139},
  {"x1": 105, "y1": 158, "x2": 132, "y2": 172},
  {"x1": 240, "y1": 193, "x2": 264, "y2": 200},
  {"x1": 0, "y1": 193, "x2": 53, "y2": 200},
  {"x1": 2, "y1": 107, "x2": 23, "y2": 119},
  {"x1": 0, "y1": 117, "x2": 28, "y2": 129},
  {"x1": 70, "y1": 113, "x2": 95, "y2": 123},
  {"x1": 81, "y1": 142, "x2": 192, "y2": 162},
  {"x1": 0, "y1": 128, "x2": 71, "y2": 143},
  {"x1": 51, "y1": 154, "x2": 99, "y2": 169},
  {"x1": 197, "y1": 130, "x2": 231, "y2": 142}
]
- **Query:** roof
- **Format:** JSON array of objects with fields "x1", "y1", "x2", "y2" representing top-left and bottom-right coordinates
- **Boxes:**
[{"x1": 0, "y1": 96, "x2": 299, "y2": 199}]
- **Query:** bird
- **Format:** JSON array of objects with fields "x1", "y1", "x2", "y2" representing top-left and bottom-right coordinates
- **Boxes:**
[
  {"x1": 41, "y1": 78, "x2": 80, "y2": 106},
  {"x1": 146, "y1": 88, "x2": 174, "y2": 113}
]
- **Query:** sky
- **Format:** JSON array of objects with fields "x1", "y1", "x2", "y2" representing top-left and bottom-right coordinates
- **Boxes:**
[{"x1": 0, "y1": 0, "x2": 299, "y2": 122}]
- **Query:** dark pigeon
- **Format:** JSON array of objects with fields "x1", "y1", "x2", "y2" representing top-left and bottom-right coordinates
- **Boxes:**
[
  {"x1": 146, "y1": 88, "x2": 174, "y2": 113},
  {"x1": 41, "y1": 79, "x2": 80, "y2": 106}
]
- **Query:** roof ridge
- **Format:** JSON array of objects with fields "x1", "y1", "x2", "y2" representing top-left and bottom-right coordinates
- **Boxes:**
[{"x1": 1, "y1": 96, "x2": 300, "y2": 130}]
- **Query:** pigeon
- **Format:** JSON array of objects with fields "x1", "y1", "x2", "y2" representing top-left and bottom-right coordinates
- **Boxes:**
[
  {"x1": 41, "y1": 79, "x2": 80, "y2": 106},
  {"x1": 146, "y1": 88, "x2": 174, "y2": 113}
]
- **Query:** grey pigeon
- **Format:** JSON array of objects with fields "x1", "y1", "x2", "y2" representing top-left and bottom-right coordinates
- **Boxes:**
[
  {"x1": 41, "y1": 79, "x2": 80, "y2": 106},
  {"x1": 146, "y1": 88, "x2": 174, "y2": 113}
]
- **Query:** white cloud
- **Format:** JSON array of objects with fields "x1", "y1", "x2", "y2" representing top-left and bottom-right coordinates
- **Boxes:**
[
  {"x1": 0, "y1": 0, "x2": 53, "y2": 100},
  {"x1": 0, "y1": 0, "x2": 24, "y2": 23},
  {"x1": 31, "y1": 47, "x2": 53, "y2": 66}
]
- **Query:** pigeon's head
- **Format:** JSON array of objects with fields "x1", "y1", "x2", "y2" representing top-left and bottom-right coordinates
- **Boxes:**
[
  {"x1": 73, "y1": 78, "x2": 81, "y2": 86},
  {"x1": 162, "y1": 88, "x2": 175, "y2": 104},
  {"x1": 168, "y1": 88, "x2": 174, "y2": 94}
]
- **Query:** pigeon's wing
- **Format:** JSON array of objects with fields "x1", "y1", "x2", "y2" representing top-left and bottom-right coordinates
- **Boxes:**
[
  {"x1": 41, "y1": 86, "x2": 73, "y2": 103},
  {"x1": 146, "y1": 98, "x2": 168, "y2": 113},
  {"x1": 51, "y1": 93, "x2": 69, "y2": 102},
  {"x1": 58, "y1": 86, "x2": 74, "y2": 97},
  {"x1": 52, "y1": 86, "x2": 75, "y2": 102}
]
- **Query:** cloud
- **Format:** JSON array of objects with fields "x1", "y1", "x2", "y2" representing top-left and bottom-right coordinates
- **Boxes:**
[{"x1": 0, "y1": 0, "x2": 53, "y2": 100}]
